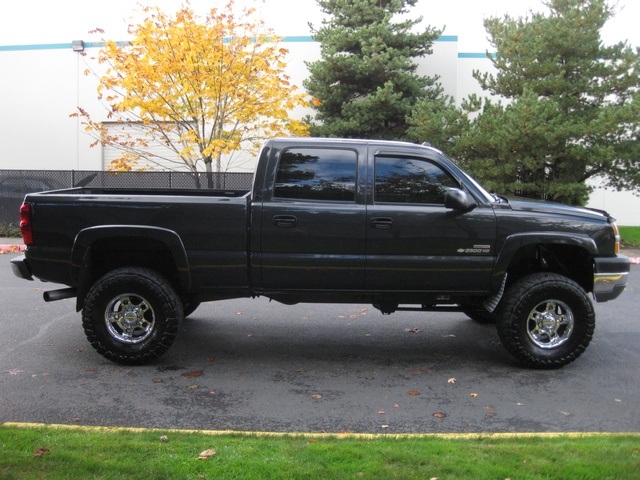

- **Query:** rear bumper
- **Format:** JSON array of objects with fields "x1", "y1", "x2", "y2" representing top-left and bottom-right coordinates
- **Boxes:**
[
  {"x1": 593, "y1": 255, "x2": 630, "y2": 302},
  {"x1": 11, "y1": 254, "x2": 33, "y2": 281}
]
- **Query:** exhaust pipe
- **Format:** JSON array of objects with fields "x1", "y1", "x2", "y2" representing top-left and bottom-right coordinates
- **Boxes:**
[{"x1": 43, "y1": 287, "x2": 77, "y2": 302}]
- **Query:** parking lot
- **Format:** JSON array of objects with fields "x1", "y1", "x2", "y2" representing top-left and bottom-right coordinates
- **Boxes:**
[{"x1": 1, "y1": 252, "x2": 638, "y2": 433}]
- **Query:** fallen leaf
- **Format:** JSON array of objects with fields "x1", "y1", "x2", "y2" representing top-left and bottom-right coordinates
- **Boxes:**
[
  {"x1": 160, "y1": 435, "x2": 168, "y2": 442},
  {"x1": 405, "y1": 328, "x2": 421, "y2": 334},
  {"x1": 33, "y1": 447, "x2": 50, "y2": 457},
  {"x1": 407, "y1": 390, "x2": 421, "y2": 396},
  {"x1": 378, "y1": 410, "x2": 386, "y2": 414},
  {"x1": 311, "y1": 394, "x2": 322, "y2": 399},
  {"x1": 470, "y1": 393, "x2": 478, "y2": 398},
  {"x1": 182, "y1": 370, "x2": 203, "y2": 378},
  {"x1": 433, "y1": 412, "x2": 447, "y2": 418},
  {"x1": 197, "y1": 448, "x2": 217, "y2": 460},
  {"x1": 6, "y1": 369, "x2": 23, "y2": 376},
  {"x1": 560, "y1": 411, "x2": 574, "y2": 417},
  {"x1": 236, "y1": 311, "x2": 243, "y2": 316},
  {"x1": 187, "y1": 384, "x2": 198, "y2": 389},
  {"x1": 485, "y1": 412, "x2": 497, "y2": 419},
  {"x1": 393, "y1": 404, "x2": 400, "y2": 408},
  {"x1": 153, "y1": 378, "x2": 163, "y2": 383},
  {"x1": 209, "y1": 390, "x2": 216, "y2": 395},
  {"x1": 448, "y1": 378, "x2": 456, "y2": 384},
  {"x1": 516, "y1": 402, "x2": 524, "y2": 406}
]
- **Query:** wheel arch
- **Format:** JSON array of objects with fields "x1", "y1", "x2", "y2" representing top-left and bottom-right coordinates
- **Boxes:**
[
  {"x1": 71, "y1": 225, "x2": 191, "y2": 310},
  {"x1": 492, "y1": 233, "x2": 597, "y2": 294}
]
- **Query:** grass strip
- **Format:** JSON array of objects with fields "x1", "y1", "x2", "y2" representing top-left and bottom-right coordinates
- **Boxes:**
[
  {"x1": 1, "y1": 424, "x2": 639, "y2": 479},
  {"x1": 619, "y1": 226, "x2": 640, "y2": 247}
]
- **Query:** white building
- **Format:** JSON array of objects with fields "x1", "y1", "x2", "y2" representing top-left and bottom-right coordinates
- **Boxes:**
[{"x1": 0, "y1": 34, "x2": 638, "y2": 224}]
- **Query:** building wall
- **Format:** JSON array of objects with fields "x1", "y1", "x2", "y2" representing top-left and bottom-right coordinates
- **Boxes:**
[{"x1": 1, "y1": 37, "x2": 638, "y2": 224}]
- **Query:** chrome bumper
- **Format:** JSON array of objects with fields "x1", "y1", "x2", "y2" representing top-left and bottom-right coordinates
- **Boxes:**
[{"x1": 593, "y1": 255, "x2": 630, "y2": 302}]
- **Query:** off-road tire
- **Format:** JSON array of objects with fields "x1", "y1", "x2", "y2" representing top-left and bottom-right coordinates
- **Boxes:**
[
  {"x1": 82, "y1": 267, "x2": 183, "y2": 365},
  {"x1": 496, "y1": 272, "x2": 595, "y2": 369}
]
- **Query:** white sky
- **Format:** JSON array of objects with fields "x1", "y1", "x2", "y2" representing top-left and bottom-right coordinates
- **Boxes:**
[{"x1": 1, "y1": 0, "x2": 639, "y2": 52}]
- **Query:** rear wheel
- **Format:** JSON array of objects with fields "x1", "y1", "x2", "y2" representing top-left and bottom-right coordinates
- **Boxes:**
[
  {"x1": 82, "y1": 267, "x2": 183, "y2": 365},
  {"x1": 496, "y1": 272, "x2": 595, "y2": 369}
]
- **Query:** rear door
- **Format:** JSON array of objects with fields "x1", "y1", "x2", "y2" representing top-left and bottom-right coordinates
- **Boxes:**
[
  {"x1": 365, "y1": 152, "x2": 496, "y2": 292},
  {"x1": 257, "y1": 144, "x2": 367, "y2": 290}
]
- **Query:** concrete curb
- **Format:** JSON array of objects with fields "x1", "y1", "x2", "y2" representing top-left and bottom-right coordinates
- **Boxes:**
[
  {"x1": 0, "y1": 244, "x2": 25, "y2": 254},
  {"x1": 4, "y1": 421, "x2": 640, "y2": 439}
]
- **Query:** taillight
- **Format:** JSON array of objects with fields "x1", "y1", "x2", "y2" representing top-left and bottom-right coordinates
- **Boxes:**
[
  {"x1": 19, "y1": 203, "x2": 33, "y2": 246},
  {"x1": 611, "y1": 222, "x2": 620, "y2": 255}
]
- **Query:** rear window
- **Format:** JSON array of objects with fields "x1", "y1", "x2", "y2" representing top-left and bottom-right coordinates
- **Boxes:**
[{"x1": 274, "y1": 148, "x2": 357, "y2": 202}]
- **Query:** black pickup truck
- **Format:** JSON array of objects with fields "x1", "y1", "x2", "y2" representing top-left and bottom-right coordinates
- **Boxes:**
[{"x1": 11, "y1": 137, "x2": 630, "y2": 368}]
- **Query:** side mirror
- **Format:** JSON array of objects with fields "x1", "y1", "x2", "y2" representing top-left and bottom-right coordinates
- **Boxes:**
[{"x1": 444, "y1": 188, "x2": 477, "y2": 211}]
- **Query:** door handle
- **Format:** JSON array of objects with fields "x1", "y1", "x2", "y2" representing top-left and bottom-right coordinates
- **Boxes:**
[
  {"x1": 272, "y1": 215, "x2": 298, "y2": 228},
  {"x1": 370, "y1": 217, "x2": 394, "y2": 229}
]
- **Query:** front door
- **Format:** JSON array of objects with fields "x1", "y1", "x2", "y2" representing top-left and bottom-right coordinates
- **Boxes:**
[{"x1": 366, "y1": 154, "x2": 496, "y2": 292}]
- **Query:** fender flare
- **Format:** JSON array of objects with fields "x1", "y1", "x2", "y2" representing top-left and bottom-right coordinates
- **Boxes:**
[
  {"x1": 490, "y1": 232, "x2": 597, "y2": 291},
  {"x1": 70, "y1": 225, "x2": 191, "y2": 296}
]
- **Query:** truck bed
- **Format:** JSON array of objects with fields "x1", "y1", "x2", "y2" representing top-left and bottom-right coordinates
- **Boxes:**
[{"x1": 23, "y1": 187, "x2": 252, "y2": 295}]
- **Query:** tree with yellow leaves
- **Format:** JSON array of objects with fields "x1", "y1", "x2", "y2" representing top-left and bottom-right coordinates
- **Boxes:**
[{"x1": 76, "y1": 1, "x2": 309, "y2": 187}]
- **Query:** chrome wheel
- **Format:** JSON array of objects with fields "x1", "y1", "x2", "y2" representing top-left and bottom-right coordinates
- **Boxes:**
[
  {"x1": 105, "y1": 293, "x2": 155, "y2": 344},
  {"x1": 526, "y1": 300, "x2": 574, "y2": 349}
]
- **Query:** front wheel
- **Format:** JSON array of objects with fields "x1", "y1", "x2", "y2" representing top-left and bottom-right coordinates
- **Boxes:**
[
  {"x1": 82, "y1": 267, "x2": 183, "y2": 365},
  {"x1": 496, "y1": 273, "x2": 595, "y2": 369}
]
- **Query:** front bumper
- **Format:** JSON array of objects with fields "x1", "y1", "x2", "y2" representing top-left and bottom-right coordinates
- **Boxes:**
[
  {"x1": 593, "y1": 255, "x2": 630, "y2": 302},
  {"x1": 11, "y1": 254, "x2": 33, "y2": 281}
]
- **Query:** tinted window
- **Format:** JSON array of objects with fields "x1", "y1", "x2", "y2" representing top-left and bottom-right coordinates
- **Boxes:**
[
  {"x1": 375, "y1": 156, "x2": 458, "y2": 204},
  {"x1": 274, "y1": 148, "x2": 357, "y2": 201}
]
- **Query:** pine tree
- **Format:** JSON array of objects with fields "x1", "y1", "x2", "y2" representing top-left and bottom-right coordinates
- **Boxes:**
[
  {"x1": 304, "y1": 0, "x2": 442, "y2": 139},
  {"x1": 466, "y1": 0, "x2": 640, "y2": 204}
]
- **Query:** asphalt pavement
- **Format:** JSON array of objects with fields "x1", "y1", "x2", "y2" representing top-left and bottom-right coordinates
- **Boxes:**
[{"x1": 1, "y1": 250, "x2": 638, "y2": 434}]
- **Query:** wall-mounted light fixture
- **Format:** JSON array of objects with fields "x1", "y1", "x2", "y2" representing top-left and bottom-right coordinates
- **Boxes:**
[{"x1": 71, "y1": 40, "x2": 85, "y2": 52}]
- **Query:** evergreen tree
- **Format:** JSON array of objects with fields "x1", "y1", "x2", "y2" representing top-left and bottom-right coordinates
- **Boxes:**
[
  {"x1": 409, "y1": 0, "x2": 640, "y2": 205},
  {"x1": 304, "y1": 0, "x2": 442, "y2": 139}
]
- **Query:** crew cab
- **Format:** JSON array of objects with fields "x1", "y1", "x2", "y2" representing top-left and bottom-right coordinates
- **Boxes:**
[{"x1": 11, "y1": 137, "x2": 630, "y2": 368}]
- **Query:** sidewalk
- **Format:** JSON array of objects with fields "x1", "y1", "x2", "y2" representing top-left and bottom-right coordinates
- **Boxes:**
[{"x1": 2, "y1": 237, "x2": 638, "y2": 262}]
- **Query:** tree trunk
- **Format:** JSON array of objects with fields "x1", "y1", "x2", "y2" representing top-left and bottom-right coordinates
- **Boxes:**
[
  {"x1": 215, "y1": 153, "x2": 222, "y2": 189},
  {"x1": 205, "y1": 159, "x2": 213, "y2": 189}
]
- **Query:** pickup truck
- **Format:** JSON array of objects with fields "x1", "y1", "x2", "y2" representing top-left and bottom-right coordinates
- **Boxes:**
[{"x1": 11, "y1": 137, "x2": 630, "y2": 368}]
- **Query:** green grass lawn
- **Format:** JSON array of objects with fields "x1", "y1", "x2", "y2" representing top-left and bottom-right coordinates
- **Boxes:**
[
  {"x1": 1, "y1": 424, "x2": 639, "y2": 479},
  {"x1": 620, "y1": 226, "x2": 640, "y2": 247}
]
